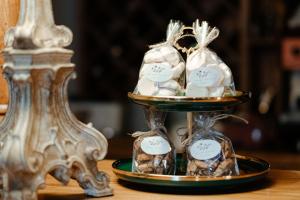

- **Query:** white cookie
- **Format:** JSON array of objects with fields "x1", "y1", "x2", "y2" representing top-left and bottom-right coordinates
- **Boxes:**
[
  {"x1": 155, "y1": 88, "x2": 176, "y2": 96},
  {"x1": 159, "y1": 79, "x2": 181, "y2": 91},
  {"x1": 186, "y1": 50, "x2": 206, "y2": 73},
  {"x1": 137, "y1": 78, "x2": 157, "y2": 96},
  {"x1": 186, "y1": 82, "x2": 209, "y2": 97},
  {"x1": 218, "y1": 63, "x2": 232, "y2": 86},
  {"x1": 171, "y1": 62, "x2": 185, "y2": 79},
  {"x1": 160, "y1": 46, "x2": 180, "y2": 66},
  {"x1": 144, "y1": 48, "x2": 165, "y2": 64},
  {"x1": 208, "y1": 87, "x2": 224, "y2": 97}
]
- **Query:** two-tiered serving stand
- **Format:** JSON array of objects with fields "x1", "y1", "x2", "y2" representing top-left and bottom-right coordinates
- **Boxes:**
[{"x1": 112, "y1": 26, "x2": 270, "y2": 188}]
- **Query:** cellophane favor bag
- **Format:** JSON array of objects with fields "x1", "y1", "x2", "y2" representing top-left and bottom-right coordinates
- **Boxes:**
[
  {"x1": 185, "y1": 114, "x2": 239, "y2": 176},
  {"x1": 132, "y1": 110, "x2": 176, "y2": 175},
  {"x1": 186, "y1": 20, "x2": 236, "y2": 97},
  {"x1": 134, "y1": 20, "x2": 185, "y2": 96}
]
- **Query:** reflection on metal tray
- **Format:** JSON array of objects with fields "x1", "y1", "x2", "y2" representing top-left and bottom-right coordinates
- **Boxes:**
[
  {"x1": 112, "y1": 154, "x2": 269, "y2": 188},
  {"x1": 128, "y1": 91, "x2": 251, "y2": 111}
]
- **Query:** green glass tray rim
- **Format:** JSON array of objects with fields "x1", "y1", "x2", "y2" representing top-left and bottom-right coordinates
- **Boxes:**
[{"x1": 112, "y1": 154, "x2": 270, "y2": 187}]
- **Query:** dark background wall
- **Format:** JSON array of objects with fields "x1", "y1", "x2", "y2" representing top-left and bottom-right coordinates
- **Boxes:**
[{"x1": 52, "y1": 0, "x2": 300, "y2": 153}]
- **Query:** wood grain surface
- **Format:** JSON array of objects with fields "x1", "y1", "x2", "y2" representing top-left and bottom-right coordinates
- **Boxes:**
[
  {"x1": 0, "y1": 0, "x2": 19, "y2": 109},
  {"x1": 38, "y1": 159, "x2": 300, "y2": 200}
]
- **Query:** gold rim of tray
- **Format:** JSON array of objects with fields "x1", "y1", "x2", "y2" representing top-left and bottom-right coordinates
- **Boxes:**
[{"x1": 112, "y1": 154, "x2": 269, "y2": 182}]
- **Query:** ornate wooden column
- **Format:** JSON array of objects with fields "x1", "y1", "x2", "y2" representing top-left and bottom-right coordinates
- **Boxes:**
[{"x1": 0, "y1": 0, "x2": 112, "y2": 199}]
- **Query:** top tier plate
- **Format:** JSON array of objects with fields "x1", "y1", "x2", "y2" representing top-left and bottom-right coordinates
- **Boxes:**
[{"x1": 128, "y1": 91, "x2": 251, "y2": 112}]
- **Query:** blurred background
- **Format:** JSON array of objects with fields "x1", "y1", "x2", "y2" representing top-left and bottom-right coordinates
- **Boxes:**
[{"x1": 51, "y1": 0, "x2": 300, "y2": 167}]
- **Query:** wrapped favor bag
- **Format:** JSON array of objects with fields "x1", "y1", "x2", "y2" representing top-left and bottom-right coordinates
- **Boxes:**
[
  {"x1": 132, "y1": 110, "x2": 176, "y2": 175},
  {"x1": 185, "y1": 114, "x2": 241, "y2": 176},
  {"x1": 186, "y1": 20, "x2": 236, "y2": 97},
  {"x1": 132, "y1": 127, "x2": 176, "y2": 174},
  {"x1": 134, "y1": 20, "x2": 185, "y2": 96}
]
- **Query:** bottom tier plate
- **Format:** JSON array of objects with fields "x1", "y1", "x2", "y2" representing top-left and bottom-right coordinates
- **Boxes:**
[{"x1": 112, "y1": 155, "x2": 270, "y2": 188}]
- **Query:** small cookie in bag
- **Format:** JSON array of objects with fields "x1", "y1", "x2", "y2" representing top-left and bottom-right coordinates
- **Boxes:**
[
  {"x1": 186, "y1": 20, "x2": 235, "y2": 97},
  {"x1": 184, "y1": 114, "x2": 243, "y2": 177},
  {"x1": 186, "y1": 137, "x2": 238, "y2": 176},
  {"x1": 135, "y1": 20, "x2": 185, "y2": 96},
  {"x1": 132, "y1": 130, "x2": 176, "y2": 175}
]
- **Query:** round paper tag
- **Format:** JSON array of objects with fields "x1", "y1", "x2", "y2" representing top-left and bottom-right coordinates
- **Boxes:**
[
  {"x1": 189, "y1": 66, "x2": 223, "y2": 87},
  {"x1": 190, "y1": 139, "x2": 221, "y2": 160},
  {"x1": 143, "y1": 63, "x2": 173, "y2": 82},
  {"x1": 141, "y1": 136, "x2": 171, "y2": 155}
]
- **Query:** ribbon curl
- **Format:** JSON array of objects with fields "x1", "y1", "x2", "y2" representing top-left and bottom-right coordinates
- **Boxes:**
[{"x1": 130, "y1": 126, "x2": 168, "y2": 138}]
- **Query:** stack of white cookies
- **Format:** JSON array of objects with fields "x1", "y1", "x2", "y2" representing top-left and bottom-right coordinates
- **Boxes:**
[
  {"x1": 185, "y1": 49, "x2": 233, "y2": 97},
  {"x1": 135, "y1": 20, "x2": 235, "y2": 98},
  {"x1": 137, "y1": 46, "x2": 185, "y2": 96}
]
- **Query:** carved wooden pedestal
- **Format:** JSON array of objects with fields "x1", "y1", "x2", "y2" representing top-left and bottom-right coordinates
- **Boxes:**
[{"x1": 0, "y1": 0, "x2": 112, "y2": 199}]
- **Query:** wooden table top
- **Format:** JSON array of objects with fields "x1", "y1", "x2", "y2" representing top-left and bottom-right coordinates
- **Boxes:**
[{"x1": 38, "y1": 159, "x2": 300, "y2": 200}]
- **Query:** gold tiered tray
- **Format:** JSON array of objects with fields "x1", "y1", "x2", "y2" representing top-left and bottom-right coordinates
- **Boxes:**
[{"x1": 128, "y1": 91, "x2": 251, "y2": 112}]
